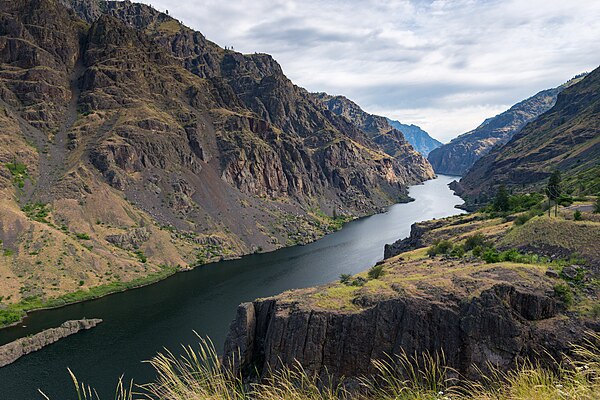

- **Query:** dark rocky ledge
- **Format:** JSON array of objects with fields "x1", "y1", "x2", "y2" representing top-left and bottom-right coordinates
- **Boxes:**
[
  {"x1": 223, "y1": 284, "x2": 583, "y2": 385},
  {"x1": 0, "y1": 319, "x2": 102, "y2": 367}
]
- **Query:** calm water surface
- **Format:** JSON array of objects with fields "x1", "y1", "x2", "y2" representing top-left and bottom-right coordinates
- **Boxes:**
[{"x1": 0, "y1": 175, "x2": 464, "y2": 399}]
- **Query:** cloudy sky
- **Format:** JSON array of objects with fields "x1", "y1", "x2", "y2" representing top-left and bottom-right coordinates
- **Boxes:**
[{"x1": 142, "y1": 0, "x2": 599, "y2": 142}]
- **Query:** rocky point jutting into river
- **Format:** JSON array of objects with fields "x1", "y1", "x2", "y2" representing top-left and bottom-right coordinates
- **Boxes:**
[
  {"x1": 224, "y1": 210, "x2": 600, "y2": 384},
  {"x1": 0, "y1": 319, "x2": 102, "y2": 367}
]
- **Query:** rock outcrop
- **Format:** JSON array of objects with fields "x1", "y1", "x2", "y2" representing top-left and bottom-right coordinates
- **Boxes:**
[
  {"x1": 224, "y1": 212, "x2": 598, "y2": 385},
  {"x1": 0, "y1": 319, "x2": 102, "y2": 367},
  {"x1": 105, "y1": 227, "x2": 150, "y2": 250},
  {"x1": 384, "y1": 214, "x2": 482, "y2": 259},
  {"x1": 427, "y1": 76, "x2": 585, "y2": 176},
  {"x1": 223, "y1": 267, "x2": 582, "y2": 383},
  {"x1": 312, "y1": 93, "x2": 435, "y2": 180}
]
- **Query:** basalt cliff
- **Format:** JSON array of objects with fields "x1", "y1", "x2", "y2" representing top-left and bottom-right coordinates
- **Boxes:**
[
  {"x1": 313, "y1": 92, "x2": 434, "y2": 178},
  {"x1": 0, "y1": 0, "x2": 433, "y2": 318},
  {"x1": 224, "y1": 210, "x2": 600, "y2": 384}
]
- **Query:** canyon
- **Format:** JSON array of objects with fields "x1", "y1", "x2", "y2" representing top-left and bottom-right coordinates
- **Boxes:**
[{"x1": 0, "y1": 0, "x2": 433, "y2": 320}]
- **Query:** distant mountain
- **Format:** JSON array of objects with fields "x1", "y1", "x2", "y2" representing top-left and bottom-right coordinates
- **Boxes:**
[
  {"x1": 428, "y1": 76, "x2": 586, "y2": 176},
  {"x1": 455, "y1": 66, "x2": 600, "y2": 207},
  {"x1": 387, "y1": 119, "x2": 442, "y2": 156}
]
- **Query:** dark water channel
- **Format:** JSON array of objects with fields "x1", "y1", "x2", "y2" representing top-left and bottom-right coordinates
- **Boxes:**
[{"x1": 0, "y1": 175, "x2": 464, "y2": 399}]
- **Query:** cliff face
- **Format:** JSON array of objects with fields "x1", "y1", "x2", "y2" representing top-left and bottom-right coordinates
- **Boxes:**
[
  {"x1": 224, "y1": 212, "x2": 599, "y2": 384},
  {"x1": 313, "y1": 93, "x2": 392, "y2": 137},
  {"x1": 225, "y1": 284, "x2": 573, "y2": 382},
  {"x1": 427, "y1": 79, "x2": 583, "y2": 176},
  {"x1": 387, "y1": 119, "x2": 442, "y2": 156},
  {"x1": 312, "y1": 93, "x2": 435, "y2": 180},
  {"x1": 456, "y1": 67, "x2": 600, "y2": 205},
  {"x1": 0, "y1": 0, "x2": 433, "y2": 308}
]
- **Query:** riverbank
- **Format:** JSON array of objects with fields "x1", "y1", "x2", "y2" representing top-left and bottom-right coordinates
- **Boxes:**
[
  {"x1": 0, "y1": 265, "x2": 178, "y2": 330},
  {"x1": 224, "y1": 208, "x2": 600, "y2": 384},
  {"x1": 0, "y1": 175, "x2": 465, "y2": 399},
  {"x1": 0, "y1": 212, "x2": 358, "y2": 330}
]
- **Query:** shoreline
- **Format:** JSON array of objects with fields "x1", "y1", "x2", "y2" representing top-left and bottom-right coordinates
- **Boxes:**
[
  {"x1": 0, "y1": 190, "x2": 420, "y2": 335},
  {"x1": 0, "y1": 319, "x2": 103, "y2": 367}
]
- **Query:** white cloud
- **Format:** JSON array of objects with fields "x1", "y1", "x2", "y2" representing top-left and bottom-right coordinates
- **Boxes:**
[{"x1": 141, "y1": 0, "x2": 600, "y2": 142}]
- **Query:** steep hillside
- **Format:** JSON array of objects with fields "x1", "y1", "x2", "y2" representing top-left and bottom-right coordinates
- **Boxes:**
[
  {"x1": 387, "y1": 118, "x2": 441, "y2": 156},
  {"x1": 312, "y1": 93, "x2": 441, "y2": 158},
  {"x1": 428, "y1": 77, "x2": 584, "y2": 176},
  {"x1": 313, "y1": 92, "x2": 434, "y2": 179},
  {"x1": 0, "y1": 0, "x2": 433, "y2": 320},
  {"x1": 455, "y1": 66, "x2": 600, "y2": 206}
]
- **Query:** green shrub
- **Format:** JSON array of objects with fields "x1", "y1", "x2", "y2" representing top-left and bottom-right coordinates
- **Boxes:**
[
  {"x1": 472, "y1": 245, "x2": 484, "y2": 257},
  {"x1": 464, "y1": 234, "x2": 488, "y2": 251},
  {"x1": 482, "y1": 248, "x2": 500, "y2": 263},
  {"x1": 499, "y1": 249, "x2": 521, "y2": 262},
  {"x1": 513, "y1": 208, "x2": 544, "y2": 226},
  {"x1": 557, "y1": 194, "x2": 574, "y2": 207},
  {"x1": 351, "y1": 277, "x2": 367, "y2": 287},
  {"x1": 574, "y1": 210, "x2": 582, "y2": 221},
  {"x1": 5, "y1": 162, "x2": 28, "y2": 188},
  {"x1": 514, "y1": 214, "x2": 530, "y2": 226},
  {"x1": 22, "y1": 203, "x2": 50, "y2": 223},
  {"x1": 553, "y1": 283, "x2": 574, "y2": 307},
  {"x1": 134, "y1": 250, "x2": 147, "y2": 263},
  {"x1": 493, "y1": 185, "x2": 510, "y2": 212},
  {"x1": 339, "y1": 274, "x2": 352, "y2": 284},
  {"x1": 508, "y1": 193, "x2": 544, "y2": 212},
  {"x1": 75, "y1": 232, "x2": 90, "y2": 240},
  {"x1": 427, "y1": 240, "x2": 453, "y2": 257},
  {"x1": 595, "y1": 197, "x2": 600, "y2": 213},
  {"x1": 368, "y1": 265, "x2": 385, "y2": 279},
  {"x1": 450, "y1": 244, "x2": 465, "y2": 258},
  {"x1": 0, "y1": 309, "x2": 23, "y2": 326}
]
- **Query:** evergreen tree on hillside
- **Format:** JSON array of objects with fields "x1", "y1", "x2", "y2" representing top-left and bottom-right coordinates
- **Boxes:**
[
  {"x1": 493, "y1": 185, "x2": 510, "y2": 212},
  {"x1": 546, "y1": 170, "x2": 562, "y2": 217}
]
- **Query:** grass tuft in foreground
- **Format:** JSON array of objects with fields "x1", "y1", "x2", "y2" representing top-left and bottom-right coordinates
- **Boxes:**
[{"x1": 47, "y1": 332, "x2": 600, "y2": 399}]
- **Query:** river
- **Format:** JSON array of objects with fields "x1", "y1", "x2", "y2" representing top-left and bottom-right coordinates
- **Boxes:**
[{"x1": 0, "y1": 175, "x2": 464, "y2": 399}]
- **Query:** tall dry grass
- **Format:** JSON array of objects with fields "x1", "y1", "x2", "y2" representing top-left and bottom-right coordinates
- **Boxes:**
[{"x1": 43, "y1": 332, "x2": 600, "y2": 400}]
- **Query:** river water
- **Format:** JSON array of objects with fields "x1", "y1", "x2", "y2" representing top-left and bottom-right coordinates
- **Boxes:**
[{"x1": 0, "y1": 175, "x2": 464, "y2": 399}]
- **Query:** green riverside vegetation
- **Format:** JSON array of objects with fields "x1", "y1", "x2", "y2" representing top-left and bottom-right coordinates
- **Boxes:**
[{"x1": 0, "y1": 265, "x2": 178, "y2": 328}]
